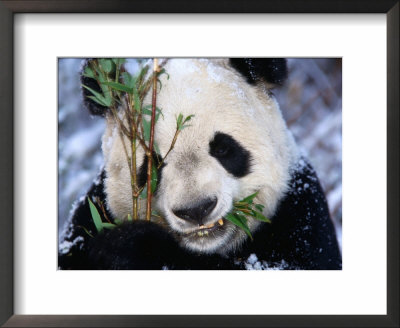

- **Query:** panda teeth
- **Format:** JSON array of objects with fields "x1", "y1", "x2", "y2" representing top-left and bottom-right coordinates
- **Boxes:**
[
  {"x1": 197, "y1": 231, "x2": 210, "y2": 237},
  {"x1": 218, "y1": 219, "x2": 224, "y2": 226}
]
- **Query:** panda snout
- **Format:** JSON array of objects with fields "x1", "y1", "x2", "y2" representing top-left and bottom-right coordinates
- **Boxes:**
[{"x1": 172, "y1": 197, "x2": 217, "y2": 226}]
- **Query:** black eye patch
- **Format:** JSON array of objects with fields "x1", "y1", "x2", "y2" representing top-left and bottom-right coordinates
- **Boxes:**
[{"x1": 209, "y1": 132, "x2": 251, "y2": 178}]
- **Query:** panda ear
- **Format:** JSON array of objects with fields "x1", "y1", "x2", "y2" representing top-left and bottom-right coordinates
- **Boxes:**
[
  {"x1": 229, "y1": 58, "x2": 287, "y2": 87},
  {"x1": 80, "y1": 59, "x2": 124, "y2": 116}
]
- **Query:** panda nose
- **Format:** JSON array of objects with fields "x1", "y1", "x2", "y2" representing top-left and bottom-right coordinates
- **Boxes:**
[{"x1": 172, "y1": 198, "x2": 217, "y2": 225}]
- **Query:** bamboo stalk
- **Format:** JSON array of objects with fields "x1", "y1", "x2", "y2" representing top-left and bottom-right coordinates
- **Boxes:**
[
  {"x1": 146, "y1": 58, "x2": 159, "y2": 221},
  {"x1": 157, "y1": 128, "x2": 180, "y2": 169}
]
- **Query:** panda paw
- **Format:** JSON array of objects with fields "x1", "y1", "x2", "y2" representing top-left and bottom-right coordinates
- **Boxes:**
[
  {"x1": 86, "y1": 220, "x2": 241, "y2": 270},
  {"x1": 87, "y1": 221, "x2": 183, "y2": 269}
]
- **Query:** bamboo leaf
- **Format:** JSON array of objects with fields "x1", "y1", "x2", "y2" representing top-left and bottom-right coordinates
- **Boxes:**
[
  {"x1": 153, "y1": 142, "x2": 160, "y2": 155},
  {"x1": 99, "y1": 58, "x2": 113, "y2": 73},
  {"x1": 83, "y1": 66, "x2": 95, "y2": 79},
  {"x1": 82, "y1": 84, "x2": 104, "y2": 100},
  {"x1": 136, "y1": 65, "x2": 149, "y2": 84},
  {"x1": 150, "y1": 162, "x2": 158, "y2": 193},
  {"x1": 87, "y1": 95, "x2": 109, "y2": 107},
  {"x1": 102, "y1": 81, "x2": 133, "y2": 93},
  {"x1": 122, "y1": 72, "x2": 136, "y2": 89},
  {"x1": 157, "y1": 68, "x2": 170, "y2": 80},
  {"x1": 76, "y1": 225, "x2": 94, "y2": 238},
  {"x1": 255, "y1": 204, "x2": 265, "y2": 212},
  {"x1": 157, "y1": 79, "x2": 163, "y2": 91},
  {"x1": 132, "y1": 85, "x2": 141, "y2": 111},
  {"x1": 176, "y1": 114, "x2": 195, "y2": 131},
  {"x1": 140, "y1": 186, "x2": 148, "y2": 199},
  {"x1": 179, "y1": 125, "x2": 192, "y2": 131},
  {"x1": 241, "y1": 192, "x2": 259, "y2": 204},
  {"x1": 112, "y1": 58, "x2": 126, "y2": 66},
  {"x1": 114, "y1": 218, "x2": 123, "y2": 225},
  {"x1": 82, "y1": 84, "x2": 111, "y2": 107},
  {"x1": 142, "y1": 105, "x2": 164, "y2": 121},
  {"x1": 101, "y1": 222, "x2": 117, "y2": 229},
  {"x1": 176, "y1": 113, "x2": 183, "y2": 129},
  {"x1": 142, "y1": 118, "x2": 150, "y2": 142},
  {"x1": 252, "y1": 210, "x2": 270, "y2": 223},
  {"x1": 183, "y1": 114, "x2": 195, "y2": 125},
  {"x1": 224, "y1": 213, "x2": 253, "y2": 240},
  {"x1": 88, "y1": 197, "x2": 103, "y2": 233}
]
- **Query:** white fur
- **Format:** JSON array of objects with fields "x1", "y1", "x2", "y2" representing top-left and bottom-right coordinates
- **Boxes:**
[{"x1": 102, "y1": 59, "x2": 299, "y2": 255}]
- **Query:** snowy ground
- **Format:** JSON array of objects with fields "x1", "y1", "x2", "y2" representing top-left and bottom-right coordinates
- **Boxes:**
[{"x1": 58, "y1": 58, "x2": 342, "y2": 252}]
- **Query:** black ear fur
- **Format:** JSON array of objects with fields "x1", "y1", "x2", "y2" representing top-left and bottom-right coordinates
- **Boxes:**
[
  {"x1": 229, "y1": 58, "x2": 287, "y2": 86},
  {"x1": 80, "y1": 59, "x2": 117, "y2": 116}
]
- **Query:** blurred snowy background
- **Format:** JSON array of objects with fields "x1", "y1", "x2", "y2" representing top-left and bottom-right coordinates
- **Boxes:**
[{"x1": 58, "y1": 58, "x2": 342, "y2": 248}]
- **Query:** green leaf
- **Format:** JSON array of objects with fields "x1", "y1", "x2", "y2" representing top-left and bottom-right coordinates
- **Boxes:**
[
  {"x1": 76, "y1": 225, "x2": 94, "y2": 238},
  {"x1": 142, "y1": 105, "x2": 164, "y2": 121},
  {"x1": 179, "y1": 125, "x2": 192, "y2": 131},
  {"x1": 150, "y1": 163, "x2": 158, "y2": 193},
  {"x1": 140, "y1": 186, "x2": 148, "y2": 199},
  {"x1": 153, "y1": 142, "x2": 160, "y2": 155},
  {"x1": 102, "y1": 81, "x2": 133, "y2": 93},
  {"x1": 88, "y1": 197, "x2": 103, "y2": 233},
  {"x1": 251, "y1": 210, "x2": 270, "y2": 223},
  {"x1": 82, "y1": 84, "x2": 103, "y2": 99},
  {"x1": 142, "y1": 111, "x2": 163, "y2": 142},
  {"x1": 99, "y1": 58, "x2": 113, "y2": 73},
  {"x1": 112, "y1": 58, "x2": 126, "y2": 66},
  {"x1": 83, "y1": 66, "x2": 95, "y2": 78},
  {"x1": 93, "y1": 63, "x2": 106, "y2": 82},
  {"x1": 142, "y1": 118, "x2": 150, "y2": 142},
  {"x1": 183, "y1": 114, "x2": 195, "y2": 125},
  {"x1": 132, "y1": 85, "x2": 141, "y2": 111},
  {"x1": 241, "y1": 192, "x2": 259, "y2": 204},
  {"x1": 101, "y1": 222, "x2": 116, "y2": 229},
  {"x1": 157, "y1": 68, "x2": 170, "y2": 80},
  {"x1": 224, "y1": 213, "x2": 253, "y2": 240},
  {"x1": 176, "y1": 113, "x2": 183, "y2": 129},
  {"x1": 254, "y1": 204, "x2": 265, "y2": 212},
  {"x1": 114, "y1": 218, "x2": 123, "y2": 225},
  {"x1": 122, "y1": 72, "x2": 136, "y2": 89},
  {"x1": 157, "y1": 79, "x2": 163, "y2": 91},
  {"x1": 176, "y1": 114, "x2": 195, "y2": 131},
  {"x1": 82, "y1": 84, "x2": 111, "y2": 107},
  {"x1": 136, "y1": 65, "x2": 149, "y2": 86},
  {"x1": 234, "y1": 201, "x2": 248, "y2": 208},
  {"x1": 87, "y1": 95, "x2": 109, "y2": 107}
]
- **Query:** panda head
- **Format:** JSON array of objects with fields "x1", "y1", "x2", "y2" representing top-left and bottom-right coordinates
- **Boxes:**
[{"x1": 82, "y1": 58, "x2": 298, "y2": 255}]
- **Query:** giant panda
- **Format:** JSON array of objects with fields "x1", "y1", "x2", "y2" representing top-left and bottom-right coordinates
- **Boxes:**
[{"x1": 58, "y1": 58, "x2": 342, "y2": 270}]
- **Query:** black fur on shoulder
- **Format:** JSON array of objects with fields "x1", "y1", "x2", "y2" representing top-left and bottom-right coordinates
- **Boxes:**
[
  {"x1": 241, "y1": 159, "x2": 342, "y2": 270},
  {"x1": 230, "y1": 58, "x2": 288, "y2": 86}
]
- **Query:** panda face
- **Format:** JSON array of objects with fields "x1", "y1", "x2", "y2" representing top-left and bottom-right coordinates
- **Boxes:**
[{"x1": 101, "y1": 59, "x2": 298, "y2": 255}]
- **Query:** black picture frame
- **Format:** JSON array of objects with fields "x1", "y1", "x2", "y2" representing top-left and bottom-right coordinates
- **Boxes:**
[{"x1": 0, "y1": 1, "x2": 398, "y2": 327}]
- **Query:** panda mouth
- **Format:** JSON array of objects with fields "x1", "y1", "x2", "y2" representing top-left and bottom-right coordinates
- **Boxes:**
[{"x1": 187, "y1": 218, "x2": 225, "y2": 237}]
